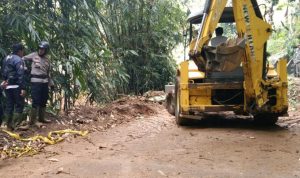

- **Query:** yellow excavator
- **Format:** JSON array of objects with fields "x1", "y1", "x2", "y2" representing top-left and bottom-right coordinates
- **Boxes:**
[{"x1": 165, "y1": 0, "x2": 288, "y2": 125}]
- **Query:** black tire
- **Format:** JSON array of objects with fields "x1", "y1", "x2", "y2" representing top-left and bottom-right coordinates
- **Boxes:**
[
  {"x1": 253, "y1": 114, "x2": 278, "y2": 126},
  {"x1": 166, "y1": 93, "x2": 175, "y2": 115},
  {"x1": 175, "y1": 77, "x2": 188, "y2": 126}
]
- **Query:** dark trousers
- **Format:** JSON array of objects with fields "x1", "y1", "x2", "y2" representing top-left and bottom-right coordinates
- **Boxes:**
[
  {"x1": 5, "y1": 88, "x2": 24, "y2": 115},
  {"x1": 31, "y1": 83, "x2": 49, "y2": 108},
  {"x1": 296, "y1": 62, "x2": 300, "y2": 77}
]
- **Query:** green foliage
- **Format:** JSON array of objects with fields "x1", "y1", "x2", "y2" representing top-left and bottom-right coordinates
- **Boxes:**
[
  {"x1": 268, "y1": 0, "x2": 300, "y2": 59},
  {"x1": 0, "y1": 0, "x2": 130, "y2": 109},
  {"x1": 219, "y1": 23, "x2": 236, "y2": 38},
  {"x1": 100, "y1": 0, "x2": 185, "y2": 94},
  {"x1": 0, "y1": 0, "x2": 186, "y2": 109}
]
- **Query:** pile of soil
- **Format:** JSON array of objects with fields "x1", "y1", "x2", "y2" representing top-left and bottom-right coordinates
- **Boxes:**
[
  {"x1": 103, "y1": 96, "x2": 157, "y2": 116},
  {"x1": 64, "y1": 96, "x2": 158, "y2": 131},
  {"x1": 22, "y1": 96, "x2": 158, "y2": 135},
  {"x1": 0, "y1": 96, "x2": 159, "y2": 159}
]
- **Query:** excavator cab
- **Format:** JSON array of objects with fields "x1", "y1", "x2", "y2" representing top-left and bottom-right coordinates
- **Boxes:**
[
  {"x1": 184, "y1": 7, "x2": 244, "y2": 82},
  {"x1": 166, "y1": 0, "x2": 288, "y2": 126}
]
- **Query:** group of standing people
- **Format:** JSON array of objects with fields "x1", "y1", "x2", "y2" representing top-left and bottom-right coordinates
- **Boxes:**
[{"x1": 0, "y1": 41, "x2": 53, "y2": 131}]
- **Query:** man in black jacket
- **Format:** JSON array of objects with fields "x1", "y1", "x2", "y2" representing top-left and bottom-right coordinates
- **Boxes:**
[{"x1": 1, "y1": 43, "x2": 26, "y2": 130}]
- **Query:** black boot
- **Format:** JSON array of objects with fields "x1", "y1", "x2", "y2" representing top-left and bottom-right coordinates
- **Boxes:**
[
  {"x1": 13, "y1": 113, "x2": 25, "y2": 129},
  {"x1": 1, "y1": 114, "x2": 8, "y2": 129},
  {"x1": 1, "y1": 114, "x2": 13, "y2": 130},
  {"x1": 31, "y1": 108, "x2": 38, "y2": 124},
  {"x1": 38, "y1": 107, "x2": 51, "y2": 123},
  {"x1": 19, "y1": 108, "x2": 39, "y2": 130}
]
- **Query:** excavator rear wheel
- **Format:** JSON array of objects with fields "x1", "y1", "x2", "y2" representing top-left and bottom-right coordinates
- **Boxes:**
[
  {"x1": 175, "y1": 78, "x2": 188, "y2": 126},
  {"x1": 166, "y1": 93, "x2": 175, "y2": 116}
]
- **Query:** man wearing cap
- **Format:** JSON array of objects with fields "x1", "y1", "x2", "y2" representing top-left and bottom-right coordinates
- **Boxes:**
[
  {"x1": 1, "y1": 43, "x2": 26, "y2": 130},
  {"x1": 22, "y1": 41, "x2": 53, "y2": 128}
]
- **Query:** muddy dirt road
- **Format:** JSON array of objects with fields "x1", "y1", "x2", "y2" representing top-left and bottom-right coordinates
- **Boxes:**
[{"x1": 1, "y1": 107, "x2": 300, "y2": 178}]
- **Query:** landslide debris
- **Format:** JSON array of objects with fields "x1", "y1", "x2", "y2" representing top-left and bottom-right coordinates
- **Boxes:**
[{"x1": 0, "y1": 96, "x2": 159, "y2": 159}]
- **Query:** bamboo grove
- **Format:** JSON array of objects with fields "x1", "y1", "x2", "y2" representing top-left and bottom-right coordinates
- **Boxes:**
[{"x1": 0, "y1": 0, "x2": 186, "y2": 111}]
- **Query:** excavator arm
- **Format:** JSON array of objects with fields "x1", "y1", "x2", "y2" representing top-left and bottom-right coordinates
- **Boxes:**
[
  {"x1": 188, "y1": 0, "x2": 274, "y2": 111},
  {"x1": 189, "y1": 0, "x2": 228, "y2": 70},
  {"x1": 233, "y1": 0, "x2": 272, "y2": 109}
]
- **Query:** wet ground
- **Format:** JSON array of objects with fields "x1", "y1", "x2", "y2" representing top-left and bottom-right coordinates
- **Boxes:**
[{"x1": 1, "y1": 107, "x2": 300, "y2": 178}]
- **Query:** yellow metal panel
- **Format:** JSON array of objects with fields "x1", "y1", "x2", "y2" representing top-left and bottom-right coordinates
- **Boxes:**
[
  {"x1": 180, "y1": 61, "x2": 190, "y2": 112},
  {"x1": 277, "y1": 58, "x2": 288, "y2": 109},
  {"x1": 188, "y1": 71, "x2": 205, "y2": 79},
  {"x1": 277, "y1": 59, "x2": 287, "y2": 83},
  {"x1": 189, "y1": 87, "x2": 212, "y2": 106},
  {"x1": 188, "y1": 60, "x2": 205, "y2": 79},
  {"x1": 189, "y1": 88, "x2": 211, "y2": 96},
  {"x1": 267, "y1": 64, "x2": 278, "y2": 77},
  {"x1": 190, "y1": 96, "x2": 211, "y2": 106}
]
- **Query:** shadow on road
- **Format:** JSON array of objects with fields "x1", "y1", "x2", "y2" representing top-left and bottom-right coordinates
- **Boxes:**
[{"x1": 180, "y1": 114, "x2": 287, "y2": 132}]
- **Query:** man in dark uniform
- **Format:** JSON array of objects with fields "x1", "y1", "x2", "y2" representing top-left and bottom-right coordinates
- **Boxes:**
[
  {"x1": 22, "y1": 41, "x2": 53, "y2": 128},
  {"x1": 1, "y1": 43, "x2": 26, "y2": 130}
]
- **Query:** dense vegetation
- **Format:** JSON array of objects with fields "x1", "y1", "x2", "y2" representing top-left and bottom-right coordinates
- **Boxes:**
[
  {"x1": 0, "y1": 0, "x2": 298, "y2": 112},
  {"x1": 0, "y1": 0, "x2": 186, "y2": 111},
  {"x1": 267, "y1": 0, "x2": 300, "y2": 59}
]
